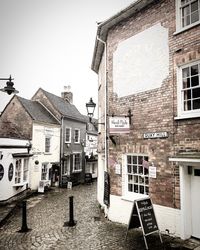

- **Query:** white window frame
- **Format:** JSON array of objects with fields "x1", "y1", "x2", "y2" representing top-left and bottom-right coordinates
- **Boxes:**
[
  {"x1": 41, "y1": 163, "x2": 48, "y2": 180},
  {"x1": 45, "y1": 136, "x2": 51, "y2": 153},
  {"x1": 176, "y1": 60, "x2": 200, "y2": 119},
  {"x1": 72, "y1": 153, "x2": 82, "y2": 172},
  {"x1": 175, "y1": 0, "x2": 200, "y2": 33},
  {"x1": 74, "y1": 128, "x2": 80, "y2": 144},
  {"x1": 14, "y1": 158, "x2": 29, "y2": 186},
  {"x1": 65, "y1": 127, "x2": 71, "y2": 143},
  {"x1": 123, "y1": 154, "x2": 149, "y2": 200}
]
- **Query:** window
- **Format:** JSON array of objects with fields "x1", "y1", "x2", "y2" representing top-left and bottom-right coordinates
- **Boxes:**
[
  {"x1": 176, "y1": 0, "x2": 200, "y2": 31},
  {"x1": 15, "y1": 159, "x2": 22, "y2": 184},
  {"x1": 23, "y1": 159, "x2": 28, "y2": 181},
  {"x1": 45, "y1": 136, "x2": 51, "y2": 153},
  {"x1": 73, "y1": 153, "x2": 82, "y2": 172},
  {"x1": 65, "y1": 127, "x2": 71, "y2": 143},
  {"x1": 74, "y1": 129, "x2": 80, "y2": 143},
  {"x1": 41, "y1": 163, "x2": 48, "y2": 180},
  {"x1": 14, "y1": 158, "x2": 29, "y2": 185},
  {"x1": 177, "y1": 61, "x2": 200, "y2": 118},
  {"x1": 126, "y1": 155, "x2": 149, "y2": 195}
]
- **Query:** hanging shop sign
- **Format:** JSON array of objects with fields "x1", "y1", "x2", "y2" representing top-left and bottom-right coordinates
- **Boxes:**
[
  {"x1": 149, "y1": 165, "x2": 157, "y2": 178},
  {"x1": 143, "y1": 131, "x2": 168, "y2": 139},
  {"x1": 126, "y1": 197, "x2": 162, "y2": 249},
  {"x1": 115, "y1": 164, "x2": 121, "y2": 175},
  {"x1": 109, "y1": 117, "x2": 130, "y2": 134}
]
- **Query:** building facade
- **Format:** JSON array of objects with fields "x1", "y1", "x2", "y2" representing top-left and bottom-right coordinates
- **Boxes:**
[{"x1": 92, "y1": 0, "x2": 200, "y2": 239}]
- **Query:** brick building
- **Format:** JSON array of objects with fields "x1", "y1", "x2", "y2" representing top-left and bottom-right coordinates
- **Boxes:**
[{"x1": 92, "y1": 0, "x2": 200, "y2": 239}]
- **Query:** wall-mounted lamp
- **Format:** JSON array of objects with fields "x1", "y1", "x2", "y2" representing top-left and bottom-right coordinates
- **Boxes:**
[
  {"x1": 86, "y1": 97, "x2": 96, "y2": 122},
  {"x1": 0, "y1": 75, "x2": 19, "y2": 95}
]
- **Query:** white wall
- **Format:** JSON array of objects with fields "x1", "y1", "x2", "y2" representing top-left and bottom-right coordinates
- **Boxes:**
[
  {"x1": 30, "y1": 123, "x2": 60, "y2": 190},
  {"x1": 0, "y1": 138, "x2": 30, "y2": 201},
  {"x1": 113, "y1": 23, "x2": 169, "y2": 97}
]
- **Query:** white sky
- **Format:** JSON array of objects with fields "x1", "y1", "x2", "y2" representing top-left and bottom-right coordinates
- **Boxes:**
[{"x1": 0, "y1": 0, "x2": 134, "y2": 116}]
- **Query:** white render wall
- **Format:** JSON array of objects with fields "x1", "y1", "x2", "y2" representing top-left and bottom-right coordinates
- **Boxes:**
[
  {"x1": 30, "y1": 123, "x2": 60, "y2": 190},
  {"x1": 107, "y1": 194, "x2": 181, "y2": 237},
  {"x1": 0, "y1": 138, "x2": 30, "y2": 201},
  {"x1": 113, "y1": 23, "x2": 169, "y2": 97}
]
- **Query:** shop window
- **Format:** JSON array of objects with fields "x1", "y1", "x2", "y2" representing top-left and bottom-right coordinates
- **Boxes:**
[
  {"x1": 0, "y1": 164, "x2": 4, "y2": 181},
  {"x1": 177, "y1": 60, "x2": 200, "y2": 119},
  {"x1": 14, "y1": 158, "x2": 29, "y2": 185},
  {"x1": 8, "y1": 163, "x2": 14, "y2": 181},
  {"x1": 15, "y1": 159, "x2": 22, "y2": 184},
  {"x1": 126, "y1": 155, "x2": 149, "y2": 195},
  {"x1": 73, "y1": 153, "x2": 82, "y2": 172},
  {"x1": 176, "y1": 0, "x2": 200, "y2": 32},
  {"x1": 41, "y1": 163, "x2": 48, "y2": 180}
]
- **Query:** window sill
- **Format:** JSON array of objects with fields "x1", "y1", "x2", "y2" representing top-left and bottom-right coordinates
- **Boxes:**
[
  {"x1": 174, "y1": 21, "x2": 200, "y2": 36},
  {"x1": 44, "y1": 152, "x2": 52, "y2": 155},
  {"x1": 72, "y1": 170, "x2": 82, "y2": 173},
  {"x1": 121, "y1": 193, "x2": 149, "y2": 202},
  {"x1": 175, "y1": 113, "x2": 200, "y2": 120},
  {"x1": 13, "y1": 181, "x2": 28, "y2": 187}
]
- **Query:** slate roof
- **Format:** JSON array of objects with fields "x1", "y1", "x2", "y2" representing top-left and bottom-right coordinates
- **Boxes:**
[
  {"x1": 41, "y1": 89, "x2": 86, "y2": 123},
  {"x1": 18, "y1": 96, "x2": 59, "y2": 125}
]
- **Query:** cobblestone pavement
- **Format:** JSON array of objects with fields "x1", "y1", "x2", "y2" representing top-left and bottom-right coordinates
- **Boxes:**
[{"x1": 0, "y1": 182, "x2": 199, "y2": 250}]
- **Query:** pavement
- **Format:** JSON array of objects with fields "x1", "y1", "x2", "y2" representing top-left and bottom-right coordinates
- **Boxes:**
[{"x1": 0, "y1": 182, "x2": 200, "y2": 250}]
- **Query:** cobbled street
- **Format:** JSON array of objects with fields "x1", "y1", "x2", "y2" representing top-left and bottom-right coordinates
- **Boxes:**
[{"x1": 0, "y1": 182, "x2": 177, "y2": 250}]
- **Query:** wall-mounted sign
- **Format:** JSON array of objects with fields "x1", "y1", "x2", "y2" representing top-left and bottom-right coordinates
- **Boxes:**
[
  {"x1": 143, "y1": 132, "x2": 168, "y2": 139},
  {"x1": 109, "y1": 117, "x2": 130, "y2": 134},
  {"x1": 115, "y1": 164, "x2": 121, "y2": 175},
  {"x1": 149, "y1": 166, "x2": 157, "y2": 178}
]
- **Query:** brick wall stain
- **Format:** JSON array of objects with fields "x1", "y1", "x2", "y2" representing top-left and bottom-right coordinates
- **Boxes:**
[{"x1": 99, "y1": 0, "x2": 200, "y2": 209}]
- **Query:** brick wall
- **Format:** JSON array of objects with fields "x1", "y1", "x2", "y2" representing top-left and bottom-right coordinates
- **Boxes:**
[
  {"x1": 0, "y1": 96, "x2": 32, "y2": 139},
  {"x1": 103, "y1": 0, "x2": 200, "y2": 209}
]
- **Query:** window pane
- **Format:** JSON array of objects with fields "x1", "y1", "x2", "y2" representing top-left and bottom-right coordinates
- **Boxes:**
[
  {"x1": 138, "y1": 156, "x2": 143, "y2": 164},
  {"x1": 128, "y1": 175, "x2": 133, "y2": 182},
  {"x1": 139, "y1": 186, "x2": 144, "y2": 194},
  {"x1": 134, "y1": 176, "x2": 138, "y2": 183},
  {"x1": 139, "y1": 176, "x2": 144, "y2": 184},
  {"x1": 193, "y1": 99, "x2": 200, "y2": 109},
  {"x1": 133, "y1": 165, "x2": 137, "y2": 174},
  {"x1": 182, "y1": 67, "x2": 189, "y2": 78},
  {"x1": 191, "y1": 11, "x2": 199, "y2": 23},
  {"x1": 134, "y1": 184, "x2": 138, "y2": 193},
  {"x1": 184, "y1": 100, "x2": 192, "y2": 110},
  {"x1": 191, "y1": 76, "x2": 199, "y2": 87},
  {"x1": 192, "y1": 88, "x2": 200, "y2": 98},
  {"x1": 127, "y1": 155, "x2": 132, "y2": 164},
  {"x1": 191, "y1": 1, "x2": 198, "y2": 12},
  {"x1": 184, "y1": 89, "x2": 191, "y2": 100},
  {"x1": 133, "y1": 156, "x2": 137, "y2": 164},
  {"x1": 127, "y1": 165, "x2": 132, "y2": 173},
  {"x1": 139, "y1": 165, "x2": 143, "y2": 174},
  {"x1": 191, "y1": 65, "x2": 199, "y2": 76},
  {"x1": 128, "y1": 184, "x2": 133, "y2": 192}
]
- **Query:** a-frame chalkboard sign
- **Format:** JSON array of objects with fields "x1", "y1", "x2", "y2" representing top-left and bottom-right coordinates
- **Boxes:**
[{"x1": 125, "y1": 197, "x2": 162, "y2": 249}]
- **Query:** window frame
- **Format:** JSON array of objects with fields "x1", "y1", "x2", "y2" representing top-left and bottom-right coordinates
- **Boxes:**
[
  {"x1": 74, "y1": 128, "x2": 80, "y2": 144},
  {"x1": 124, "y1": 154, "x2": 149, "y2": 199},
  {"x1": 41, "y1": 163, "x2": 48, "y2": 180},
  {"x1": 45, "y1": 136, "x2": 51, "y2": 153},
  {"x1": 176, "y1": 60, "x2": 200, "y2": 119},
  {"x1": 72, "y1": 153, "x2": 82, "y2": 172},
  {"x1": 65, "y1": 127, "x2": 71, "y2": 143},
  {"x1": 14, "y1": 158, "x2": 29, "y2": 186},
  {"x1": 175, "y1": 0, "x2": 200, "y2": 33}
]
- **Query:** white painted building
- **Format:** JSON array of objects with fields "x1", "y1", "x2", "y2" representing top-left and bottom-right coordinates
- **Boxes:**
[{"x1": 0, "y1": 138, "x2": 32, "y2": 201}]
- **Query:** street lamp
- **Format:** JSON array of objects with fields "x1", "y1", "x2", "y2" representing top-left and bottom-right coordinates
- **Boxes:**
[
  {"x1": 0, "y1": 75, "x2": 19, "y2": 95},
  {"x1": 86, "y1": 97, "x2": 96, "y2": 122}
]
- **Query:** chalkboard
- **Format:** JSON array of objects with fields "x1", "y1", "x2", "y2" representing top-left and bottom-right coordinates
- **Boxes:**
[{"x1": 136, "y1": 198, "x2": 158, "y2": 235}]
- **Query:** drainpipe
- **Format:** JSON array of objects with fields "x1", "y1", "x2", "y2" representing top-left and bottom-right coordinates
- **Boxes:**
[
  {"x1": 60, "y1": 116, "x2": 64, "y2": 186},
  {"x1": 97, "y1": 36, "x2": 108, "y2": 172}
]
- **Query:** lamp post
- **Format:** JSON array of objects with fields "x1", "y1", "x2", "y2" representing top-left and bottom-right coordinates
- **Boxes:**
[
  {"x1": 86, "y1": 97, "x2": 96, "y2": 122},
  {"x1": 0, "y1": 75, "x2": 19, "y2": 95}
]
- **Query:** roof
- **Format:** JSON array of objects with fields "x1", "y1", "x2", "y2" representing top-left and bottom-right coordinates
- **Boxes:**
[
  {"x1": 91, "y1": 0, "x2": 156, "y2": 73},
  {"x1": 18, "y1": 96, "x2": 60, "y2": 125},
  {"x1": 41, "y1": 89, "x2": 86, "y2": 123}
]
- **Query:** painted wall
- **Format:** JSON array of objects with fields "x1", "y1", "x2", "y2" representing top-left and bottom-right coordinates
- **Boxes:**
[
  {"x1": 113, "y1": 23, "x2": 169, "y2": 97},
  {"x1": 0, "y1": 138, "x2": 30, "y2": 201},
  {"x1": 30, "y1": 123, "x2": 60, "y2": 190}
]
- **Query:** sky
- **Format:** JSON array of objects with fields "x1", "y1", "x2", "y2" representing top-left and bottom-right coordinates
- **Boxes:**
[{"x1": 0, "y1": 0, "x2": 134, "y2": 117}]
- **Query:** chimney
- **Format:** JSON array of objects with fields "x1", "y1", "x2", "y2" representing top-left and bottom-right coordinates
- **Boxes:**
[{"x1": 61, "y1": 85, "x2": 73, "y2": 104}]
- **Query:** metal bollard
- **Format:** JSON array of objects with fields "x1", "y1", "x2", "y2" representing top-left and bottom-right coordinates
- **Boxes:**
[
  {"x1": 63, "y1": 196, "x2": 77, "y2": 227},
  {"x1": 18, "y1": 200, "x2": 31, "y2": 233}
]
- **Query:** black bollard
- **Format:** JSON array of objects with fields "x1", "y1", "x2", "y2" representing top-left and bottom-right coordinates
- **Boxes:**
[
  {"x1": 18, "y1": 200, "x2": 31, "y2": 233},
  {"x1": 64, "y1": 196, "x2": 77, "y2": 227}
]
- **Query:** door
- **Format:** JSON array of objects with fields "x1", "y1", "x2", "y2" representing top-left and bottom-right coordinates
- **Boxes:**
[{"x1": 191, "y1": 166, "x2": 200, "y2": 238}]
